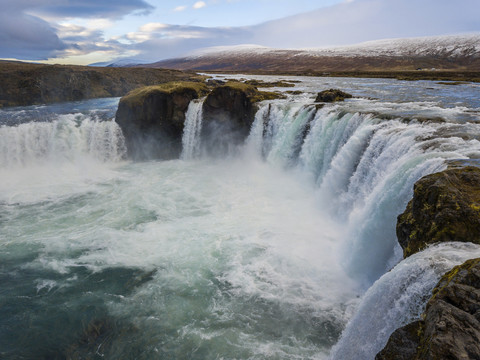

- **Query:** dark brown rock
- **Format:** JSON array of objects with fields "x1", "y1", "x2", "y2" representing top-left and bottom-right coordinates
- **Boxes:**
[
  {"x1": 376, "y1": 321, "x2": 423, "y2": 360},
  {"x1": 201, "y1": 82, "x2": 282, "y2": 153},
  {"x1": 397, "y1": 166, "x2": 480, "y2": 258},
  {"x1": 115, "y1": 82, "x2": 208, "y2": 160},
  {"x1": 377, "y1": 258, "x2": 480, "y2": 360},
  {"x1": 315, "y1": 89, "x2": 353, "y2": 102}
]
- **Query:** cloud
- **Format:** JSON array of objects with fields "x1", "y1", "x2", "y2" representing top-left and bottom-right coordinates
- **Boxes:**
[
  {"x1": 193, "y1": 1, "x2": 207, "y2": 9},
  {"x1": 28, "y1": 0, "x2": 154, "y2": 19},
  {"x1": 251, "y1": 0, "x2": 480, "y2": 48},
  {"x1": 115, "y1": 0, "x2": 480, "y2": 63},
  {"x1": 0, "y1": 0, "x2": 153, "y2": 61},
  {"x1": 173, "y1": 5, "x2": 188, "y2": 12},
  {"x1": 129, "y1": 25, "x2": 253, "y2": 60},
  {"x1": 0, "y1": 11, "x2": 66, "y2": 60},
  {"x1": 3, "y1": 0, "x2": 480, "y2": 64}
]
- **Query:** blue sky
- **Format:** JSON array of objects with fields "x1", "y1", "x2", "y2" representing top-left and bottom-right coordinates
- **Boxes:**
[{"x1": 1, "y1": 0, "x2": 479, "y2": 65}]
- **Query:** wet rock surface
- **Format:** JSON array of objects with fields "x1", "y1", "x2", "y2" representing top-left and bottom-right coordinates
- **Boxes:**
[
  {"x1": 314, "y1": 89, "x2": 353, "y2": 102},
  {"x1": 115, "y1": 82, "x2": 208, "y2": 160},
  {"x1": 397, "y1": 166, "x2": 480, "y2": 258},
  {"x1": 377, "y1": 258, "x2": 480, "y2": 360}
]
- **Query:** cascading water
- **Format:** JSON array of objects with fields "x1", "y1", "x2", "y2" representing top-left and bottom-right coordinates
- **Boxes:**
[
  {"x1": 0, "y1": 113, "x2": 126, "y2": 168},
  {"x1": 247, "y1": 100, "x2": 480, "y2": 284},
  {"x1": 1, "y1": 76, "x2": 480, "y2": 359},
  {"x1": 181, "y1": 98, "x2": 205, "y2": 160}
]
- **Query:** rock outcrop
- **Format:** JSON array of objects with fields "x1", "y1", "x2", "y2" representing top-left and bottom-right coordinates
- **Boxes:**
[
  {"x1": 377, "y1": 258, "x2": 480, "y2": 360},
  {"x1": 200, "y1": 81, "x2": 283, "y2": 154},
  {"x1": 115, "y1": 80, "x2": 284, "y2": 159},
  {"x1": 0, "y1": 61, "x2": 204, "y2": 108},
  {"x1": 314, "y1": 89, "x2": 353, "y2": 102},
  {"x1": 397, "y1": 166, "x2": 480, "y2": 258},
  {"x1": 201, "y1": 82, "x2": 257, "y2": 151},
  {"x1": 115, "y1": 82, "x2": 208, "y2": 160}
]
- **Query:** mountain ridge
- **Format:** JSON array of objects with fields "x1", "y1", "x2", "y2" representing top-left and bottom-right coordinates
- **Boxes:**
[{"x1": 138, "y1": 34, "x2": 480, "y2": 73}]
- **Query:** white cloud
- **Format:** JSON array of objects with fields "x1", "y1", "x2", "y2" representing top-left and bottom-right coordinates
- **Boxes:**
[
  {"x1": 173, "y1": 5, "x2": 188, "y2": 12},
  {"x1": 193, "y1": 1, "x2": 207, "y2": 9},
  {"x1": 139, "y1": 22, "x2": 168, "y2": 32}
]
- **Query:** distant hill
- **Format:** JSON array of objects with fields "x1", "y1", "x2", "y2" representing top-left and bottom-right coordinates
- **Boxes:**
[
  {"x1": 89, "y1": 58, "x2": 150, "y2": 67},
  {"x1": 143, "y1": 34, "x2": 480, "y2": 74},
  {"x1": 0, "y1": 61, "x2": 204, "y2": 108}
]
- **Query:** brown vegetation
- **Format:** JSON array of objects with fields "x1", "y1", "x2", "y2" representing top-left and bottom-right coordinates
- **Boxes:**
[{"x1": 0, "y1": 61, "x2": 205, "y2": 108}]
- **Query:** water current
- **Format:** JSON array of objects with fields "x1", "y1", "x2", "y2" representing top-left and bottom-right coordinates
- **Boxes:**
[{"x1": 1, "y1": 76, "x2": 480, "y2": 359}]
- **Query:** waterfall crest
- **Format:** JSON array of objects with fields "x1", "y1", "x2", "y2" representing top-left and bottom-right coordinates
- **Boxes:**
[
  {"x1": 0, "y1": 114, "x2": 126, "y2": 168},
  {"x1": 245, "y1": 101, "x2": 480, "y2": 283}
]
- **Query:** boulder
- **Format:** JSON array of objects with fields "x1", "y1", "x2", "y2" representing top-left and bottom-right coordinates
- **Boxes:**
[
  {"x1": 115, "y1": 82, "x2": 208, "y2": 160},
  {"x1": 315, "y1": 89, "x2": 353, "y2": 102},
  {"x1": 397, "y1": 166, "x2": 480, "y2": 258},
  {"x1": 376, "y1": 258, "x2": 480, "y2": 360},
  {"x1": 201, "y1": 82, "x2": 282, "y2": 154}
]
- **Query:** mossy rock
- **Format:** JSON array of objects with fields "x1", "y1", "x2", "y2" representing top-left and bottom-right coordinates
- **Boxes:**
[
  {"x1": 397, "y1": 166, "x2": 480, "y2": 258},
  {"x1": 315, "y1": 89, "x2": 353, "y2": 102},
  {"x1": 377, "y1": 258, "x2": 480, "y2": 360},
  {"x1": 115, "y1": 82, "x2": 208, "y2": 160},
  {"x1": 201, "y1": 82, "x2": 282, "y2": 154}
]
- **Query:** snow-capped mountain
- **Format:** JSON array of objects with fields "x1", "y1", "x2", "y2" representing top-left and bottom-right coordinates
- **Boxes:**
[{"x1": 143, "y1": 34, "x2": 480, "y2": 72}]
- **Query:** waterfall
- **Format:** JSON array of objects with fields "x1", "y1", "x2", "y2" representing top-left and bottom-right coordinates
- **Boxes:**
[
  {"x1": 329, "y1": 242, "x2": 480, "y2": 360},
  {"x1": 181, "y1": 98, "x2": 205, "y2": 160},
  {"x1": 0, "y1": 114, "x2": 126, "y2": 168},
  {"x1": 249, "y1": 101, "x2": 480, "y2": 283}
]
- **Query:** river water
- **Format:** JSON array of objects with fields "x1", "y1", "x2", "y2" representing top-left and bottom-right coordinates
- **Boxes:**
[{"x1": 1, "y1": 76, "x2": 480, "y2": 359}]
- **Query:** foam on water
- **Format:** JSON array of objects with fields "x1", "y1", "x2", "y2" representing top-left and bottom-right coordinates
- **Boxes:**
[{"x1": 2, "y1": 77, "x2": 480, "y2": 359}]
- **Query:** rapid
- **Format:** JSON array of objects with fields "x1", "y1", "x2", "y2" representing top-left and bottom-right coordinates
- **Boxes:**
[{"x1": 1, "y1": 76, "x2": 480, "y2": 359}]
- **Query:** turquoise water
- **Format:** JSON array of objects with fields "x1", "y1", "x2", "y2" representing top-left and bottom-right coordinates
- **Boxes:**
[{"x1": 1, "y1": 76, "x2": 480, "y2": 359}]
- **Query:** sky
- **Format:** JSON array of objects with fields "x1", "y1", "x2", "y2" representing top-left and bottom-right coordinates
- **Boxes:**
[{"x1": 0, "y1": 0, "x2": 479, "y2": 65}]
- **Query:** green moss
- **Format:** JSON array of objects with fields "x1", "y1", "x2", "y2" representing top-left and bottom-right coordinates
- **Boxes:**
[
  {"x1": 398, "y1": 166, "x2": 480, "y2": 258},
  {"x1": 221, "y1": 81, "x2": 285, "y2": 102},
  {"x1": 470, "y1": 203, "x2": 480, "y2": 212},
  {"x1": 121, "y1": 82, "x2": 209, "y2": 107},
  {"x1": 431, "y1": 258, "x2": 480, "y2": 300},
  {"x1": 251, "y1": 91, "x2": 286, "y2": 102}
]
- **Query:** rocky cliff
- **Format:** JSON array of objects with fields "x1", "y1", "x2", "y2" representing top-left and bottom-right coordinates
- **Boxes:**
[
  {"x1": 377, "y1": 166, "x2": 480, "y2": 359},
  {"x1": 397, "y1": 166, "x2": 480, "y2": 258},
  {"x1": 377, "y1": 258, "x2": 480, "y2": 360},
  {"x1": 115, "y1": 82, "x2": 208, "y2": 160},
  {"x1": 115, "y1": 81, "x2": 282, "y2": 159},
  {"x1": 0, "y1": 61, "x2": 204, "y2": 108}
]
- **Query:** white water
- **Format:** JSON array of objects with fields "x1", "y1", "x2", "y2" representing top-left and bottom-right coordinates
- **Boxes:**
[
  {"x1": 248, "y1": 101, "x2": 480, "y2": 284},
  {"x1": 0, "y1": 113, "x2": 125, "y2": 168},
  {"x1": 181, "y1": 98, "x2": 205, "y2": 160},
  {"x1": 1, "y1": 77, "x2": 480, "y2": 359},
  {"x1": 330, "y1": 242, "x2": 480, "y2": 359}
]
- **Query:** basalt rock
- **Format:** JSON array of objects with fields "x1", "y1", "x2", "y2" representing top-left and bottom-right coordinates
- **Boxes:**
[
  {"x1": 397, "y1": 166, "x2": 480, "y2": 258},
  {"x1": 315, "y1": 89, "x2": 353, "y2": 102},
  {"x1": 115, "y1": 82, "x2": 208, "y2": 160},
  {"x1": 201, "y1": 82, "x2": 282, "y2": 153},
  {"x1": 115, "y1": 80, "x2": 283, "y2": 159},
  {"x1": 376, "y1": 258, "x2": 480, "y2": 360}
]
